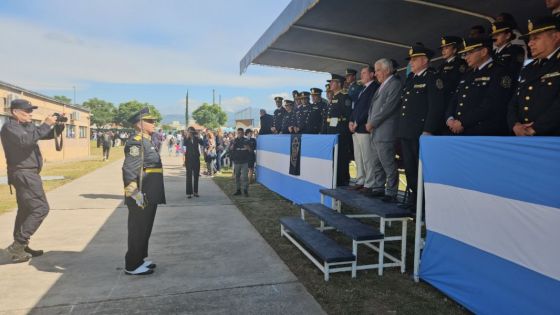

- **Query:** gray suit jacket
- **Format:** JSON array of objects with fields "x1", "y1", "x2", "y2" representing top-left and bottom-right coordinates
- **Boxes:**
[{"x1": 367, "y1": 75, "x2": 402, "y2": 142}]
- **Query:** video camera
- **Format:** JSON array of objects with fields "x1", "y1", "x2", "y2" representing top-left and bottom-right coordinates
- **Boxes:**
[{"x1": 53, "y1": 113, "x2": 68, "y2": 123}]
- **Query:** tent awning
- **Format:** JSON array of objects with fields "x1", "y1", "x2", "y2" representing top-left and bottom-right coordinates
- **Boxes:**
[{"x1": 241, "y1": 0, "x2": 547, "y2": 75}]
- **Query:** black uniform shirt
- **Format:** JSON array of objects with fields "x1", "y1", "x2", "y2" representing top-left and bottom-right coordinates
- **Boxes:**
[
  {"x1": 305, "y1": 101, "x2": 326, "y2": 134},
  {"x1": 122, "y1": 132, "x2": 166, "y2": 205},
  {"x1": 446, "y1": 59, "x2": 514, "y2": 135},
  {"x1": 0, "y1": 118, "x2": 64, "y2": 172},
  {"x1": 437, "y1": 55, "x2": 468, "y2": 106},
  {"x1": 397, "y1": 68, "x2": 445, "y2": 138},
  {"x1": 272, "y1": 107, "x2": 286, "y2": 132},
  {"x1": 507, "y1": 48, "x2": 560, "y2": 135},
  {"x1": 494, "y1": 42, "x2": 526, "y2": 80},
  {"x1": 324, "y1": 91, "x2": 352, "y2": 134}
]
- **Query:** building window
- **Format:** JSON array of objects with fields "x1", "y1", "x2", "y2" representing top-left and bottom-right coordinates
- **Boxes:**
[
  {"x1": 79, "y1": 126, "x2": 88, "y2": 138},
  {"x1": 66, "y1": 124, "x2": 76, "y2": 138}
]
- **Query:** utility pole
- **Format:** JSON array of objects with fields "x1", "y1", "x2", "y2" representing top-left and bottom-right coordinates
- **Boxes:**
[
  {"x1": 219, "y1": 94, "x2": 222, "y2": 107},
  {"x1": 212, "y1": 89, "x2": 215, "y2": 105},
  {"x1": 185, "y1": 91, "x2": 189, "y2": 127},
  {"x1": 73, "y1": 86, "x2": 76, "y2": 105}
]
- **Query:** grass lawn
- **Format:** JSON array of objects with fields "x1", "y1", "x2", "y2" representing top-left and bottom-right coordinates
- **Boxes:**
[
  {"x1": 0, "y1": 141, "x2": 124, "y2": 214},
  {"x1": 213, "y1": 170, "x2": 468, "y2": 315}
]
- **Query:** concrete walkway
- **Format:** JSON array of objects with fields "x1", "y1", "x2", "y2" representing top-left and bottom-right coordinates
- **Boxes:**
[{"x1": 0, "y1": 155, "x2": 324, "y2": 315}]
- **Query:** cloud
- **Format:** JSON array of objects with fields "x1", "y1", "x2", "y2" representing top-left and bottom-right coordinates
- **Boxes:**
[
  {"x1": 0, "y1": 17, "x2": 326, "y2": 91},
  {"x1": 221, "y1": 96, "x2": 251, "y2": 112}
]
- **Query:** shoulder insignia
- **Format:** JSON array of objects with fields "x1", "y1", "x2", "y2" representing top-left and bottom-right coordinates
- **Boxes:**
[
  {"x1": 459, "y1": 65, "x2": 466, "y2": 73},
  {"x1": 541, "y1": 72, "x2": 560, "y2": 79},
  {"x1": 133, "y1": 135, "x2": 141, "y2": 141},
  {"x1": 436, "y1": 79, "x2": 444, "y2": 90},
  {"x1": 488, "y1": 62, "x2": 493, "y2": 69},
  {"x1": 501, "y1": 76, "x2": 512, "y2": 89},
  {"x1": 129, "y1": 145, "x2": 140, "y2": 157}
]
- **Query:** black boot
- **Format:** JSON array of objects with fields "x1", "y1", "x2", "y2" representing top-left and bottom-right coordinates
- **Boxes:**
[
  {"x1": 25, "y1": 246, "x2": 44, "y2": 257},
  {"x1": 233, "y1": 190, "x2": 241, "y2": 196}
]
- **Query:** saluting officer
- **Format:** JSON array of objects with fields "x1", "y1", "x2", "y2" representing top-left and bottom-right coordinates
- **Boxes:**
[
  {"x1": 491, "y1": 21, "x2": 526, "y2": 80},
  {"x1": 122, "y1": 108, "x2": 166, "y2": 275},
  {"x1": 1, "y1": 100, "x2": 65, "y2": 263},
  {"x1": 271, "y1": 96, "x2": 285, "y2": 134},
  {"x1": 324, "y1": 74, "x2": 353, "y2": 186},
  {"x1": 344, "y1": 68, "x2": 364, "y2": 106},
  {"x1": 437, "y1": 36, "x2": 468, "y2": 106},
  {"x1": 445, "y1": 37, "x2": 514, "y2": 135},
  {"x1": 307, "y1": 88, "x2": 327, "y2": 134},
  {"x1": 397, "y1": 44, "x2": 445, "y2": 209},
  {"x1": 281, "y1": 100, "x2": 296, "y2": 134},
  {"x1": 508, "y1": 16, "x2": 560, "y2": 136}
]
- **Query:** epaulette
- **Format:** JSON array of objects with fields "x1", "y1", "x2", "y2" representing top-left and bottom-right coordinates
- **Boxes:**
[{"x1": 133, "y1": 134, "x2": 142, "y2": 141}]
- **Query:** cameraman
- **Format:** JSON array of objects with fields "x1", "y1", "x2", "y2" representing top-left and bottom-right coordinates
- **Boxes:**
[
  {"x1": 183, "y1": 127, "x2": 204, "y2": 198},
  {"x1": 0, "y1": 99, "x2": 65, "y2": 263}
]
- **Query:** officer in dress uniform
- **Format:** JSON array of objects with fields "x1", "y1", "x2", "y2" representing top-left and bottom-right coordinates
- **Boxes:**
[
  {"x1": 491, "y1": 21, "x2": 526, "y2": 80},
  {"x1": 508, "y1": 16, "x2": 560, "y2": 136},
  {"x1": 122, "y1": 108, "x2": 166, "y2": 275},
  {"x1": 271, "y1": 96, "x2": 285, "y2": 134},
  {"x1": 437, "y1": 36, "x2": 468, "y2": 107},
  {"x1": 307, "y1": 88, "x2": 327, "y2": 134},
  {"x1": 345, "y1": 68, "x2": 364, "y2": 106},
  {"x1": 1, "y1": 100, "x2": 65, "y2": 263},
  {"x1": 295, "y1": 91, "x2": 311, "y2": 133},
  {"x1": 281, "y1": 100, "x2": 296, "y2": 134},
  {"x1": 324, "y1": 74, "x2": 353, "y2": 186},
  {"x1": 445, "y1": 37, "x2": 515, "y2": 135},
  {"x1": 397, "y1": 45, "x2": 445, "y2": 209}
]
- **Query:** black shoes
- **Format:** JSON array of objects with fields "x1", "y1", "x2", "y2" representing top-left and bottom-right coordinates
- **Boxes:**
[
  {"x1": 382, "y1": 195, "x2": 398, "y2": 203},
  {"x1": 187, "y1": 195, "x2": 192, "y2": 199},
  {"x1": 194, "y1": 193, "x2": 200, "y2": 198},
  {"x1": 24, "y1": 246, "x2": 44, "y2": 257},
  {"x1": 368, "y1": 191, "x2": 385, "y2": 198},
  {"x1": 233, "y1": 190, "x2": 242, "y2": 196},
  {"x1": 243, "y1": 190, "x2": 249, "y2": 197}
]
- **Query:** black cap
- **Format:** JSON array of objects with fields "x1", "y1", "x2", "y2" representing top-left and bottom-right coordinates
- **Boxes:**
[
  {"x1": 440, "y1": 36, "x2": 462, "y2": 48},
  {"x1": 284, "y1": 100, "x2": 294, "y2": 106},
  {"x1": 491, "y1": 21, "x2": 514, "y2": 36},
  {"x1": 274, "y1": 96, "x2": 284, "y2": 102},
  {"x1": 300, "y1": 91, "x2": 310, "y2": 98},
  {"x1": 128, "y1": 107, "x2": 156, "y2": 124},
  {"x1": 291, "y1": 90, "x2": 299, "y2": 96},
  {"x1": 310, "y1": 88, "x2": 323, "y2": 95},
  {"x1": 10, "y1": 99, "x2": 38, "y2": 111},
  {"x1": 330, "y1": 74, "x2": 345, "y2": 83},
  {"x1": 345, "y1": 68, "x2": 357, "y2": 76},
  {"x1": 521, "y1": 16, "x2": 560, "y2": 39},
  {"x1": 406, "y1": 43, "x2": 434, "y2": 60},
  {"x1": 459, "y1": 36, "x2": 493, "y2": 54}
]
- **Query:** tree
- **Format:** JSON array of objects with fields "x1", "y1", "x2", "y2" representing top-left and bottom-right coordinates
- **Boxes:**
[
  {"x1": 82, "y1": 98, "x2": 116, "y2": 129},
  {"x1": 115, "y1": 100, "x2": 162, "y2": 127},
  {"x1": 192, "y1": 103, "x2": 227, "y2": 129},
  {"x1": 53, "y1": 95, "x2": 72, "y2": 104}
]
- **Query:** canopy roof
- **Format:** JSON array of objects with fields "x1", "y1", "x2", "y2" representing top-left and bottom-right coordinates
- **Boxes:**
[{"x1": 241, "y1": 0, "x2": 547, "y2": 75}]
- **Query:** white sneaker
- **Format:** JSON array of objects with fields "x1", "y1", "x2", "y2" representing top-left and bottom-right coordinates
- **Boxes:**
[
  {"x1": 124, "y1": 264, "x2": 154, "y2": 275},
  {"x1": 141, "y1": 260, "x2": 156, "y2": 269}
]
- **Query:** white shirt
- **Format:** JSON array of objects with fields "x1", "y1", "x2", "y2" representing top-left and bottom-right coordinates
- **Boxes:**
[
  {"x1": 478, "y1": 57, "x2": 493, "y2": 70},
  {"x1": 414, "y1": 68, "x2": 428, "y2": 77},
  {"x1": 446, "y1": 56, "x2": 456, "y2": 63},
  {"x1": 378, "y1": 75, "x2": 394, "y2": 92},
  {"x1": 546, "y1": 46, "x2": 560, "y2": 60}
]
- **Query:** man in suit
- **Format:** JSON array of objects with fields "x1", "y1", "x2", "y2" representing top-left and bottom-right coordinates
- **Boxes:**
[
  {"x1": 348, "y1": 65, "x2": 379, "y2": 192},
  {"x1": 259, "y1": 109, "x2": 274, "y2": 135},
  {"x1": 508, "y1": 16, "x2": 560, "y2": 136},
  {"x1": 366, "y1": 59, "x2": 402, "y2": 202},
  {"x1": 445, "y1": 37, "x2": 514, "y2": 135},
  {"x1": 397, "y1": 44, "x2": 445, "y2": 209}
]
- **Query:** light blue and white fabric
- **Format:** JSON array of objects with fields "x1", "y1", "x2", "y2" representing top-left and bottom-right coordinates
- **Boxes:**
[
  {"x1": 256, "y1": 135, "x2": 337, "y2": 204},
  {"x1": 419, "y1": 136, "x2": 560, "y2": 315}
]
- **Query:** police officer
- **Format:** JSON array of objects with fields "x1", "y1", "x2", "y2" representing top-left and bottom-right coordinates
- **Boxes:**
[
  {"x1": 307, "y1": 88, "x2": 327, "y2": 134},
  {"x1": 281, "y1": 100, "x2": 296, "y2": 134},
  {"x1": 508, "y1": 16, "x2": 560, "y2": 136},
  {"x1": 344, "y1": 68, "x2": 364, "y2": 106},
  {"x1": 491, "y1": 21, "x2": 526, "y2": 80},
  {"x1": 398, "y1": 45, "x2": 445, "y2": 209},
  {"x1": 271, "y1": 96, "x2": 285, "y2": 134},
  {"x1": 295, "y1": 91, "x2": 311, "y2": 133},
  {"x1": 445, "y1": 37, "x2": 514, "y2": 135},
  {"x1": 324, "y1": 74, "x2": 353, "y2": 186},
  {"x1": 0, "y1": 99, "x2": 65, "y2": 263},
  {"x1": 122, "y1": 108, "x2": 166, "y2": 275},
  {"x1": 437, "y1": 36, "x2": 468, "y2": 106}
]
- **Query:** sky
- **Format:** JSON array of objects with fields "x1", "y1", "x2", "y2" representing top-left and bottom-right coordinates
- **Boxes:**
[{"x1": 0, "y1": 0, "x2": 328, "y2": 120}]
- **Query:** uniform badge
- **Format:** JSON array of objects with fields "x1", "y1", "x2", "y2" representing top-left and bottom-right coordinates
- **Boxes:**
[
  {"x1": 501, "y1": 76, "x2": 512, "y2": 89},
  {"x1": 436, "y1": 79, "x2": 444, "y2": 90},
  {"x1": 129, "y1": 146, "x2": 140, "y2": 157}
]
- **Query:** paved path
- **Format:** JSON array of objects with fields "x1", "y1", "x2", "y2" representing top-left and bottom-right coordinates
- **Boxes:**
[{"x1": 0, "y1": 155, "x2": 324, "y2": 315}]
